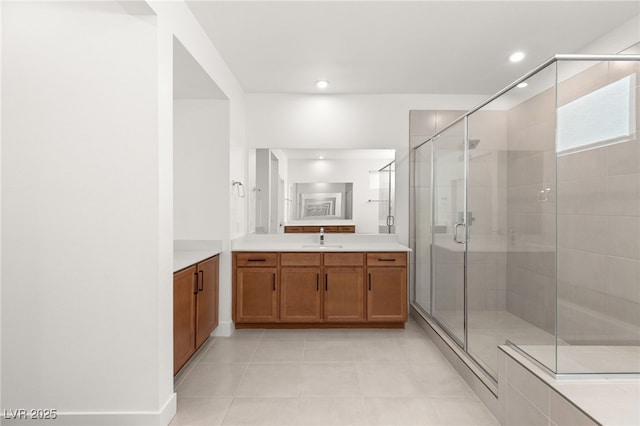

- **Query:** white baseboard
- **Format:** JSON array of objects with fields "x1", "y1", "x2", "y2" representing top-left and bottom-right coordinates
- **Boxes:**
[
  {"x1": 2, "y1": 393, "x2": 177, "y2": 426},
  {"x1": 211, "y1": 320, "x2": 235, "y2": 337}
]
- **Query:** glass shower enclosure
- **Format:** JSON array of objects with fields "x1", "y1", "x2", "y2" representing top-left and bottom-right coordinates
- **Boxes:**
[{"x1": 411, "y1": 53, "x2": 640, "y2": 382}]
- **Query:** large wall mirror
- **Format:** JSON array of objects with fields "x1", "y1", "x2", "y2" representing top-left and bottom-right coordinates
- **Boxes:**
[{"x1": 247, "y1": 148, "x2": 396, "y2": 234}]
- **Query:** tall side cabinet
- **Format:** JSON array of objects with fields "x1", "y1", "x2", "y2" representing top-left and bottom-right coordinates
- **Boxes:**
[{"x1": 173, "y1": 255, "x2": 219, "y2": 375}]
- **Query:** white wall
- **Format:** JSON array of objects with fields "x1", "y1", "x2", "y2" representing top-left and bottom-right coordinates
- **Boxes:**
[
  {"x1": 288, "y1": 158, "x2": 392, "y2": 233},
  {"x1": 1, "y1": 0, "x2": 247, "y2": 424},
  {"x1": 148, "y1": 0, "x2": 247, "y2": 340},
  {"x1": 246, "y1": 94, "x2": 490, "y2": 244},
  {"x1": 2, "y1": 2, "x2": 172, "y2": 424},
  {"x1": 174, "y1": 99, "x2": 230, "y2": 240}
]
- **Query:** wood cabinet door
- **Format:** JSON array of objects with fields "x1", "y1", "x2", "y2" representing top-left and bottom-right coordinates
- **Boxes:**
[
  {"x1": 195, "y1": 256, "x2": 219, "y2": 349},
  {"x1": 280, "y1": 268, "x2": 322, "y2": 322},
  {"x1": 366, "y1": 267, "x2": 407, "y2": 322},
  {"x1": 236, "y1": 268, "x2": 278, "y2": 322},
  {"x1": 323, "y1": 268, "x2": 365, "y2": 322},
  {"x1": 174, "y1": 265, "x2": 197, "y2": 374}
]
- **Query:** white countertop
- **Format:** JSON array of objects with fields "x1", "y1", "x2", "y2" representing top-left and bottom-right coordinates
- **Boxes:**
[
  {"x1": 232, "y1": 234, "x2": 410, "y2": 252},
  {"x1": 174, "y1": 240, "x2": 223, "y2": 272}
]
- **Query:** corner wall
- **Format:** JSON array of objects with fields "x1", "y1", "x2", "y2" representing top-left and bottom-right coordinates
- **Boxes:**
[
  {"x1": 2, "y1": 2, "x2": 173, "y2": 423},
  {"x1": 148, "y1": 0, "x2": 247, "y2": 338}
]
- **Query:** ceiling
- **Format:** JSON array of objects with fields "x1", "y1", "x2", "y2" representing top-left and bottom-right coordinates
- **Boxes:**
[{"x1": 186, "y1": 1, "x2": 639, "y2": 95}]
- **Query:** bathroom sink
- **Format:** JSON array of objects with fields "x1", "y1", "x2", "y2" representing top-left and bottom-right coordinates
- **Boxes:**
[{"x1": 301, "y1": 244, "x2": 343, "y2": 249}]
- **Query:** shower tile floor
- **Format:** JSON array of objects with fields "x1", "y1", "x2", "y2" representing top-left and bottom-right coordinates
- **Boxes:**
[
  {"x1": 433, "y1": 309, "x2": 640, "y2": 376},
  {"x1": 170, "y1": 318, "x2": 499, "y2": 426}
]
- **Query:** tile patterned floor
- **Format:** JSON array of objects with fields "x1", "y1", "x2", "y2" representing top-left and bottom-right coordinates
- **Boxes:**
[{"x1": 171, "y1": 319, "x2": 499, "y2": 426}]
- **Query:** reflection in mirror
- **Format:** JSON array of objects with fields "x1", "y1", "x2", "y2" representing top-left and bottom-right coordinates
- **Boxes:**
[
  {"x1": 247, "y1": 148, "x2": 395, "y2": 234},
  {"x1": 293, "y1": 183, "x2": 353, "y2": 220}
]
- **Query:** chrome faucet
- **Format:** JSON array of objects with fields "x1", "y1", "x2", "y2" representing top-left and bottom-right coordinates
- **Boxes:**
[{"x1": 319, "y1": 227, "x2": 324, "y2": 245}]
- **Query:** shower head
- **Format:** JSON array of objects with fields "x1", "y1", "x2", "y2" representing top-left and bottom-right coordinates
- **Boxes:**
[{"x1": 469, "y1": 139, "x2": 481, "y2": 150}]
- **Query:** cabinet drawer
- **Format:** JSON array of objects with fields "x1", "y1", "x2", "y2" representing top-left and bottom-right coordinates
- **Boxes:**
[
  {"x1": 366, "y1": 252, "x2": 407, "y2": 266},
  {"x1": 284, "y1": 226, "x2": 304, "y2": 233},
  {"x1": 236, "y1": 252, "x2": 278, "y2": 267},
  {"x1": 302, "y1": 226, "x2": 320, "y2": 233},
  {"x1": 338, "y1": 226, "x2": 355, "y2": 233},
  {"x1": 324, "y1": 252, "x2": 365, "y2": 266},
  {"x1": 281, "y1": 252, "x2": 321, "y2": 266}
]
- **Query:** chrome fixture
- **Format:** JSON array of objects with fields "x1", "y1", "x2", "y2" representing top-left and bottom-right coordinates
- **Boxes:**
[
  {"x1": 319, "y1": 227, "x2": 324, "y2": 246},
  {"x1": 231, "y1": 180, "x2": 245, "y2": 198}
]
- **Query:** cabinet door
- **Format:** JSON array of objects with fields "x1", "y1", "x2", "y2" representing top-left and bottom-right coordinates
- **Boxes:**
[
  {"x1": 174, "y1": 266, "x2": 197, "y2": 374},
  {"x1": 195, "y1": 256, "x2": 219, "y2": 349},
  {"x1": 236, "y1": 268, "x2": 278, "y2": 322},
  {"x1": 367, "y1": 267, "x2": 407, "y2": 322},
  {"x1": 324, "y1": 268, "x2": 365, "y2": 322},
  {"x1": 280, "y1": 268, "x2": 322, "y2": 322}
]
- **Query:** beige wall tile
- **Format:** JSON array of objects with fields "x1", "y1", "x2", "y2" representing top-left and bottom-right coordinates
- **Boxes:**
[
  {"x1": 607, "y1": 216, "x2": 640, "y2": 259},
  {"x1": 410, "y1": 110, "x2": 436, "y2": 137},
  {"x1": 571, "y1": 147, "x2": 608, "y2": 180},
  {"x1": 608, "y1": 140, "x2": 639, "y2": 176},
  {"x1": 607, "y1": 173, "x2": 640, "y2": 217},
  {"x1": 505, "y1": 383, "x2": 549, "y2": 426},
  {"x1": 608, "y1": 60, "x2": 639, "y2": 83},
  {"x1": 606, "y1": 256, "x2": 640, "y2": 303},
  {"x1": 557, "y1": 61, "x2": 608, "y2": 107},
  {"x1": 435, "y1": 110, "x2": 465, "y2": 132},
  {"x1": 606, "y1": 296, "x2": 640, "y2": 334},
  {"x1": 525, "y1": 88, "x2": 556, "y2": 126},
  {"x1": 549, "y1": 390, "x2": 598, "y2": 426},
  {"x1": 571, "y1": 215, "x2": 609, "y2": 254},
  {"x1": 573, "y1": 177, "x2": 608, "y2": 215},
  {"x1": 506, "y1": 357, "x2": 550, "y2": 414}
]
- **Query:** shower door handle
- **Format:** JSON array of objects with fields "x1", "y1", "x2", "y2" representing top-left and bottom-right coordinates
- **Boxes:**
[{"x1": 453, "y1": 222, "x2": 466, "y2": 244}]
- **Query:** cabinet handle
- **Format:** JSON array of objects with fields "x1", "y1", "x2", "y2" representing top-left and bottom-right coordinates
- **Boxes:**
[
  {"x1": 193, "y1": 272, "x2": 199, "y2": 295},
  {"x1": 198, "y1": 270, "x2": 204, "y2": 292},
  {"x1": 248, "y1": 258, "x2": 266, "y2": 262},
  {"x1": 368, "y1": 273, "x2": 372, "y2": 291},
  {"x1": 316, "y1": 273, "x2": 319, "y2": 291},
  {"x1": 325, "y1": 273, "x2": 328, "y2": 291},
  {"x1": 377, "y1": 258, "x2": 396, "y2": 262},
  {"x1": 272, "y1": 273, "x2": 276, "y2": 291}
]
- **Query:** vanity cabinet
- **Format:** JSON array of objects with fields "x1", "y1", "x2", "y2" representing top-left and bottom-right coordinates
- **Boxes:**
[
  {"x1": 234, "y1": 253, "x2": 278, "y2": 322},
  {"x1": 174, "y1": 255, "x2": 219, "y2": 375},
  {"x1": 366, "y1": 253, "x2": 407, "y2": 322},
  {"x1": 280, "y1": 253, "x2": 322, "y2": 322},
  {"x1": 324, "y1": 253, "x2": 365, "y2": 322},
  {"x1": 233, "y1": 250, "x2": 406, "y2": 327},
  {"x1": 195, "y1": 256, "x2": 219, "y2": 348},
  {"x1": 174, "y1": 265, "x2": 197, "y2": 375}
]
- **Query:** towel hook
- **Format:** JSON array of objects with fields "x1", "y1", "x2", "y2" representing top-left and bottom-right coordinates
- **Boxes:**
[{"x1": 232, "y1": 180, "x2": 245, "y2": 198}]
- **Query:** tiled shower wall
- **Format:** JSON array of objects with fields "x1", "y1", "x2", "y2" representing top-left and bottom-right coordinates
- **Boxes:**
[
  {"x1": 555, "y1": 60, "x2": 640, "y2": 345},
  {"x1": 411, "y1": 57, "x2": 640, "y2": 348},
  {"x1": 505, "y1": 59, "x2": 640, "y2": 345},
  {"x1": 505, "y1": 82, "x2": 557, "y2": 336}
]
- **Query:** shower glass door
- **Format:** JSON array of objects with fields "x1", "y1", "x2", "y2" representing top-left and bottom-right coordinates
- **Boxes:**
[{"x1": 432, "y1": 119, "x2": 467, "y2": 346}]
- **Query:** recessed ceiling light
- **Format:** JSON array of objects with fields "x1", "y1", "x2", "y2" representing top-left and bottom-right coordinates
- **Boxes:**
[
  {"x1": 517, "y1": 82, "x2": 528, "y2": 88},
  {"x1": 509, "y1": 51, "x2": 525, "y2": 63},
  {"x1": 318, "y1": 156, "x2": 324, "y2": 160},
  {"x1": 316, "y1": 80, "x2": 329, "y2": 89}
]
